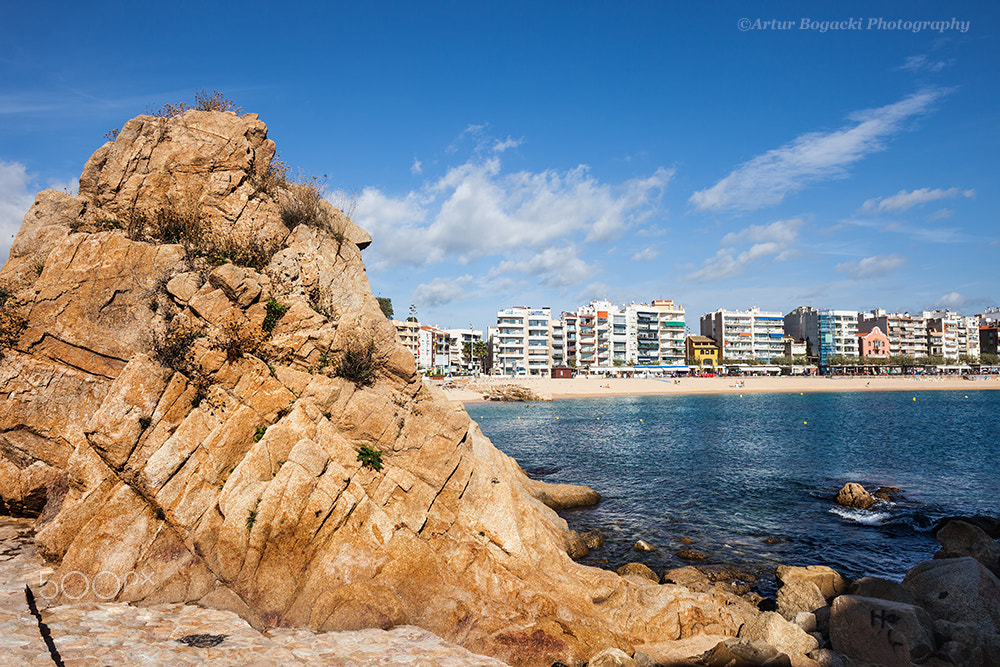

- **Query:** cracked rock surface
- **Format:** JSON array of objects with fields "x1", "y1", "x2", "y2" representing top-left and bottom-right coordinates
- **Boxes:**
[{"x1": 0, "y1": 110, "x2": 754, "y2": 666}]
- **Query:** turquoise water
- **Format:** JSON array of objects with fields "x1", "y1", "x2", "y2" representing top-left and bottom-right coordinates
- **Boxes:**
[{"x1": 471, "y1": 390, "x2": 1000, "y2": 592}]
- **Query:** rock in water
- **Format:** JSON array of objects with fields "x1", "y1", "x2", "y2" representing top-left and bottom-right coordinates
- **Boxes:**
[
  {"x1": 834, "y1": 482, "x2": 876, "y2": 509},
  {"x1": 0, "y1": 109, "x2": 750, "y2": 667}
]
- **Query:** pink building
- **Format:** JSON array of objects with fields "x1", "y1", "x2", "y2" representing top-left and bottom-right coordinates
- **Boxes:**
[{"x1": 858, "y1": 326, "x2": 890, "y2": 358}]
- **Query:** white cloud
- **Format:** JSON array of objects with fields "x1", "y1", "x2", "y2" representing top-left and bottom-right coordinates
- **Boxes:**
[
  {"x1": 835, "y1": 254, "x2": 907, "y2": 279},
  {"x1": 687, "y1": 218, "x2": 803, "y2": 282},
  {"x1": 631, "y1": 246, "x2": 660, "y2": 261},
  {"x1": 928, "y1": 208, "x2": 953, "y2": 221},
  {"x1": 412, "y1": 275, "x2": 475, "y2": 308},
  {"x1": 410, "y1": 157, "x2": 422, "y2": 175},
  {"x1": 355, "y1": 156, "x2": 672, "y2": 268},
  {"x1": 860, "y1": 187, "x2": 974, "y2": 213},
  {"x1": 0, "y1": 161, "x2": 35, "y2": 262},
  {"x1": 492, "y1": 137, "x2": 522, "y2": 153},
  {"x1": 490, "y1": 245, "x2": 597, "y2": 287},
  {"x1": 690, "y1": 90, "x2": 947, "y2": 212},
  {"x1": 933, "y1": 292, "x2": 966, "y2": 309}
]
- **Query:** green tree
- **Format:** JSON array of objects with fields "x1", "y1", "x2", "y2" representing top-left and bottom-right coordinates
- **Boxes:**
[{"x1": 376, "y1": 297, "x2": 393, "y2": 319}]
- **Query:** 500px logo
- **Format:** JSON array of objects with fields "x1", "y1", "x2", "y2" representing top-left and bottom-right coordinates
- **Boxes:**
[{"x1": 36, "y1": 569, "x2": 154, "y2": 601}]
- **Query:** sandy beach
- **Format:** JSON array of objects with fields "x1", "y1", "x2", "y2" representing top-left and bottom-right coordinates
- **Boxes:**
[{"x1": 440, "y1": 373, "x2": 1000, "y2": 402}]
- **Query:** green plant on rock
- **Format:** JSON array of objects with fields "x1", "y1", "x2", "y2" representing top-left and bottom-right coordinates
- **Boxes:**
[
  {"x1": 254, "y1": 426, "x2": 267, "y2": 442},
  {"x1": 246, "y1": 497, "x2": 261, "y2": 531},
  {"x1": 356, "y1": 445, "x2": 383, "y2": 472},
  {"x1": 262, "y1": 299, "x2": 289, "y2": 333}
]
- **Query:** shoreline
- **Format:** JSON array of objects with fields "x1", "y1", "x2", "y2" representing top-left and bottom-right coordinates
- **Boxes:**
[{"x1": 440, "y1": 374, "x2": 1000, "y2": 402}]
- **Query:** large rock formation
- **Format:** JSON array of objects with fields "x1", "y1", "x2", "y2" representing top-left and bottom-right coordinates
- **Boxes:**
[{"x1": 0, "y1": 109, "x2": 750, "y2": 666}]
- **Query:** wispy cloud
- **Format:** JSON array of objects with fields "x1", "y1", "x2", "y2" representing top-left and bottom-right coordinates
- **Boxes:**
[
  {"x1": 689, "y1": 90, "x2": 947, "y2": 212},
  {"x1": 835, "y1": 254, "x2": 907, "y2": 279},
  {"x1": 687, "y1": 218, "x2": 802, "y2": 281},
  {"x1": 898, "y1": 54, "x2": 953, "y2": 73},
  {"x1": 492, "y1": 137, "x2": 522, "y2": 153},
  {"x1": 0, "y1": 161, "x2": 35, "y2": 261},
  {"x1": 631, "y1": 246, "x2": 660, "y2": 261},
  {"x1": 410, "y1": 156, "x2": 422, "y2": 175},
  {"x1": 859, "y1": 187, "x2": 974, "y2": 213}
]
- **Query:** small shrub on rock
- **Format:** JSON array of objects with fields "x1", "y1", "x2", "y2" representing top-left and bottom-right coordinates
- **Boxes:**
[
  {"x1": 205, "y1": 231, "x2": 280, "y2": 271},
  {"x1": 356, "y1": 445, "x2": 383, "y2": 472},
  {"x1": 262, "y1": 299, "x2": 289, "y2": 333},
  {"x1": 125, "y1": 201, "x2": 207, "y2": 250},
  {"x1": 212, "y1": 317, "x2": 266, "y2": 362},
  {"x1": 153, "y1": 319, "x2": 204, "y2": 373},
  {"x1": 150, "y1": 89, "x2": 241, "y2": 119},
  {"x1": 334, "y1": 337, "x2": 388, "y2": 387},
  {"x1": 280, "y1": 178, "x2": 325, "y2": 229}
]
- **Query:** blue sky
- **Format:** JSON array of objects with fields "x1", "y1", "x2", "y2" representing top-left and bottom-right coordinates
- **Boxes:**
[{"x1": 2, "y1": 1, "x2": 997, "y2": 332}]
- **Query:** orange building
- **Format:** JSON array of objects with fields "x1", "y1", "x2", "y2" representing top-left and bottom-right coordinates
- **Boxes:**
[{"x1": 858, "y1": 325, "x2": 890, "y2": 358}]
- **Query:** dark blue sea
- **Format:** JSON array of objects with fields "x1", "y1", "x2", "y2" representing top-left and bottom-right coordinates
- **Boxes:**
[{"x1": 471, "y1": 390, "x2": 1000, "y2": 594}]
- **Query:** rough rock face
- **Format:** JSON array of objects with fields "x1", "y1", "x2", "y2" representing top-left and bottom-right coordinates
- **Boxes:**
[
  {"x1": 0, "y1": 110, "x2": 750, "y2": 666},
  {"x1": 834, "y1": 482, "x2": 875, "y2": 510}
]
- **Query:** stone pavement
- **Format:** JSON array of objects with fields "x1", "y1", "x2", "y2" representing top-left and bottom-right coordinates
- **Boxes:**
[{"x1": 1, "y1": 517, "x2": 508, "y2": 666}]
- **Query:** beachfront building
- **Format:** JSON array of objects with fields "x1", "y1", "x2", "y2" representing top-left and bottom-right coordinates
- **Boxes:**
[
  {"x1": 392, "y1": 319, "x2": 421, "y2": 362},
  {"x1": 418, "y1": 325, "x2": 452, "y2": 373},
  {"x1": 784, "y1": 337, "x2": 807, "y2": 358},
  {"x1": 818, "y1": 310, "x2": 860, "y2": 363},
  {"x1": 625, "y1": 300, "x2": 687, "y2": 367},
  {"x1": 922, "y1": 310, "x2": 980, "y2": 360},
  {"x1": 685, "y1": 335, "x2": 719, "y2": 368},
  {"x1": 784, "y1": 306, "x2": 820, "y2": 358},
  {"x1": 491, "y1": 306, "x2": 557, "y2": 376},
  {"x1": 444, "y1": 327, "x2": 484, "y2": 373},
  {"x1": 558, "y1": 299, "x2": 687, "y2": 370},
  {"x1": 561, "y1": 300, "x2": 627, "y2": 368},
  {"x1": 858, "y1": 326, "x2": 890, "y2": 359},
  {"x1": 857, "y1": 310, "x2": 928, "y2": 358},
  {"x1": 700, "y1": 307, "x2": 785, "y2": 362}
]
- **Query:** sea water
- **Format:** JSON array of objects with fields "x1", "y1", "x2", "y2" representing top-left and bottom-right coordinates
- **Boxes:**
[{"x1": 471, "y1": 390, "x2": 1000, "y2": 593}]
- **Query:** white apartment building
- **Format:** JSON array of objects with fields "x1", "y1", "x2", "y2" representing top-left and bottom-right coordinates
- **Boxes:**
[
  {"x1": 922, "y1": 310, "x2": 980, "y2": 359},
  {"x1": 700, "y1": 307, "x2": 785, "y2": 362},
  {"x1": 444, "y1": 328, "x2": 484, "y2": 373},
  {"x1": 418, "y1": 325, "x2": 451, "y2": 372},
  {"x1": 491, "y1": 307, "x2": 555, "y2": 376},
  {"x1": 624, "y1": 300, "x2": 686, "y2": 366},
  {"x1": 558, "y1": 299, "x2": 686, "y2": 369},
  {"x1": 562, "y1": 300, "x2": 628, "y2": 368}
]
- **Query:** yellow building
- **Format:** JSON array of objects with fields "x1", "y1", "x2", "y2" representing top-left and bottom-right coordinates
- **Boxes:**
[{"x1": 686, "y1": 335, "x2": 719, "y2": 367}]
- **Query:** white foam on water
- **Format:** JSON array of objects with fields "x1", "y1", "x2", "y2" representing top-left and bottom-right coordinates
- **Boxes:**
[{"x1": 829, "y1": 506, "x2": 892, "y2": 525}]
